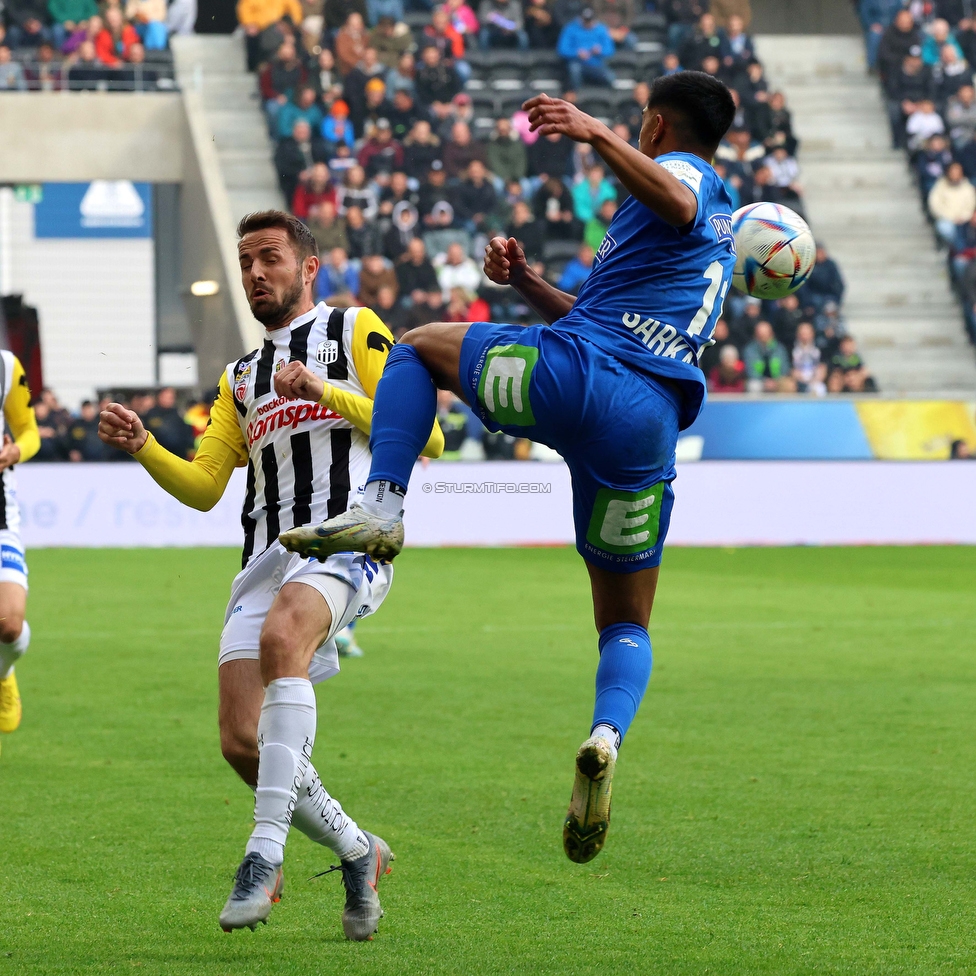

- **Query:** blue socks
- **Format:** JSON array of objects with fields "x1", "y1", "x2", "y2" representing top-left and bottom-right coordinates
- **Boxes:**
[
  {"x1": 591, "y1": 622, "x2": 652, "y2": 748},
  {"x1": 366, "y1": 343, "x2": 437, "y2": 493}
]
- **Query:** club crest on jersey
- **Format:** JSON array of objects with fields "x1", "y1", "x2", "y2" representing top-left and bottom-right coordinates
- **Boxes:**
[
  {"x1": 315, "y1": 339, "x2": 340, "y2": 366},
  {"x1": 275, "y1": 359, "x2": 286, "y2": 373},
  {"x1": 709, "y1": 213, "x2": 736, "y2": 253},
  {"x1": 235, "y1": 363, "x2": 251, "y2": 383}
]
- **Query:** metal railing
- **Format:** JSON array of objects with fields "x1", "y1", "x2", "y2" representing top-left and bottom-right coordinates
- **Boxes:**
[{"x1": 1, "y1": 60, "x2": 177, "y2": 92}]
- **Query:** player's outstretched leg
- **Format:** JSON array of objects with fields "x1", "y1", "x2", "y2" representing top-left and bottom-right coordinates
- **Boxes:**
[
  {"x1": 281, "y1": 327, "x2": 464, "y2": 560},
  {"x1": 564, "y1": 622, "x2": 652, "y2": 862},
  {"x1": 221, "y1": 675, "x2": 317, "y2": 931},
  {"x1": 292, "y1": 768, "x2": 394, "y2": 940},
  {"x1": 0, "y1": 620, "x2": 30, "y2": 734}
]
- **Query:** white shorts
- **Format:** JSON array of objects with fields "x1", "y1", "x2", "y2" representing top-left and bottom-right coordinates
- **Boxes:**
[
  {"x1": 0, "y1": 529, "x2": 28, "y2": 591},
  {"x1": 218, "y1": 542, "x2": 393, "y2": 684}
]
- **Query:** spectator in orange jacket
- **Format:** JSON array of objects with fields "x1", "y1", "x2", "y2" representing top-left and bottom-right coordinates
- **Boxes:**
[
  {"x1": 236, "y1": 0, "x2": 302, "y2": 31},
  {"x1": 95, "y1": 7, "x2": 139, "y2": 65}
]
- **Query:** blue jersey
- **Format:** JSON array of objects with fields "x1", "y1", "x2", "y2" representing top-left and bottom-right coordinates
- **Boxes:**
[{"x1": 552, "y1": 151, "x2": 735, "y2": 428}]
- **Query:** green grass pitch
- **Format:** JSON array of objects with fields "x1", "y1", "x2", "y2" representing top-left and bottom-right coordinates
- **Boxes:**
[{"x1": 2, "y1": 545, "x2": 976, "y2": 975}]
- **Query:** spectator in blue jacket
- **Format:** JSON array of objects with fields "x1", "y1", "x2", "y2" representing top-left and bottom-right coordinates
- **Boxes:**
[
  {"x1": 556, "y1": 243, "x2": 595, "y2": 294},
  {"x1": 571, "y1": 164, "x2": 616, "y2": 222},
  {"x1": 277, "y1": 86, "x2": 324, "y2": 140},
  {"x1": 557, "y1": 7, "x2": 615, "y2": 89}
]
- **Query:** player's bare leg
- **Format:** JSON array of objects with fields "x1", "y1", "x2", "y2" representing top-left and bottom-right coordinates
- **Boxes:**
[
  {"x1": 280, "y1": 324, "x2": 469, "y2": 562},
  {"x1": 564, "y1": 565, "x2": 659, "y2": 863},
  {"x1": 0, "y1": 582, "x2": 29, "y2": 735},
  {"x1": 219, "y1": 585, "x2": 392, "y2": 939}
]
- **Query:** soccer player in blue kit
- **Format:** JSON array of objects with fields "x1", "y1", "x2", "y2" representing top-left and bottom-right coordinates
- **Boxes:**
[{"x1": 281, "y1": 72, "x2": 738, "y2": 863}]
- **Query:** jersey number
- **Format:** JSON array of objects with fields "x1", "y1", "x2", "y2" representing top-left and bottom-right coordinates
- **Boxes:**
[{"x1": 688, "y1": 261, "x2": 729, "y2": 338}]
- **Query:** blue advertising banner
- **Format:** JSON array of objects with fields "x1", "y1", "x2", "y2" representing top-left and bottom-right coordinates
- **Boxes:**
[
  {"x1": 34, "y1": 182, "x2": 153, "y2": 238},
  {"x1": 685, "y1": 401, "x2": 874, "y2": 460}
]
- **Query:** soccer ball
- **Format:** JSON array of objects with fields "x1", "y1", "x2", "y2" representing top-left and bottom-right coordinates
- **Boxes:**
[{"x1": 731, "y1": 203, "x2": 816, "y2": 299}]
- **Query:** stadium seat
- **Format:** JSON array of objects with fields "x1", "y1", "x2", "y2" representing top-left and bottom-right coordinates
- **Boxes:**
[
  {"x1": 498, "y1": 90, "x2": 533, "y2": 117},
  {"x1": 489, "y1": 65, "x2": 528, "y2": 91},
  {"x1": 403, "y1": 11, "x2": 430, "y2": 30},
  {"x1": 543, "y1": 239, "x2": 582, "y2": 262},
  {"x1": 630, "y1": 11, "x2": 665, "y2": 32},
  {"x1": 142, "y1": 49, "x2": 174, "y2": 65},
  {"x1": 576, "y1": 87, "x2": 616, "y2": 123},
  {"x1": 527, "y1": 56, "x2": 564, "y2": 91}
]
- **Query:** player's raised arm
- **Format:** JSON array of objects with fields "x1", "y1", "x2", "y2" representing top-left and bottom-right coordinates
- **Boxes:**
[
  {"x1": 483, "y1": 236, "x2": 576, "y2": 325},
  {"x1": 98, "y1": 375, "x2": 247, "y2": 511},
  {"x1": 524, "y1": 94, "x2": 696, "y2": 226},
  {"x1": 523, "y1": 75, "x2": 734, "y2": 228}
]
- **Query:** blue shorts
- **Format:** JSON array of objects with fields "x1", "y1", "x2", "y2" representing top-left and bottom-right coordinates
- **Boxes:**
[{"x1": 460, "y1": 322, "x2": 680, "y2": 573}]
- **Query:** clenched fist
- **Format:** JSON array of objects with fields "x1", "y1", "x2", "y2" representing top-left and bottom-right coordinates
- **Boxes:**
[
  {"x1": 484, "y1": 236, "x2": 528, "y2": 286},
  {"x1": 274, "y1": 361, "x2": 329, "y2": 403},
  {"x1": 98, "y1": 403, "x2": 148, "y2": 454}
]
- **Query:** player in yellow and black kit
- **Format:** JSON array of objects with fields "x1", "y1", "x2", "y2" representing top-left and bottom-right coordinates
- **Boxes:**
[
  {"x1": 0, "y1": 351, "x2": 41, "y2": 744},
  {"x1": 98, "y1": 211, "x2": 442, "y2": 940}
]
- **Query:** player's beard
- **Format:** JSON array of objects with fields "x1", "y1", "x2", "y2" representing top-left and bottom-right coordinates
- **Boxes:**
[{"x1": 249, "y1": 270, "x2": 305, "y2": 328}]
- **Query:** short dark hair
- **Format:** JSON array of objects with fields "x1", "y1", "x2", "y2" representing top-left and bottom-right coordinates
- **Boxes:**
[
  {"x1": 646, "y1": 71, "x2": 736, "y2": 152},
  {"x1": 237, "y1": 210, "x2": 317, "y2": 263}
]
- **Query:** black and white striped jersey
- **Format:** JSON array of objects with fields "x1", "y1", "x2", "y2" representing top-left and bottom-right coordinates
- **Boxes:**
[{"x1": 215, "y1": 302, "x2": 392, "y2": 569}]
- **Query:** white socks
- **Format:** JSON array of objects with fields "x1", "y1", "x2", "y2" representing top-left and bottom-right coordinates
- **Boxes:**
[
  {"x1": 591, "y1": 723, "x2": 620, "y2": 759},
  {"x1": 0, "y1": 620, "x2": 30, "y2": 680},
  {"x1": 246, "y1": 678, "x2": 317, "y2": 866},
  {"x1": 360, "y1": 480, "x2": 406, "y2": 519},
  {"x1": 245, "y1": 677, "x2": 369, "y2": 866},
  {"x1": 292, "y1": 767, "x2": 369, "y2": 860}
]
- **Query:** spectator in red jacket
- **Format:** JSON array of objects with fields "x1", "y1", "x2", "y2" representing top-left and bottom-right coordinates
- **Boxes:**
[
  {"x1": 357, "y1": 118, "x2": 405, "y2": 177},
  {"x1": 708, "y1": 344, "x2": 746, "y2": 392},
  {"x1": 292, "y1": 162, "x2": 336, "y2": 219},
  {"x1": 95, "y1": 6, "x2": 138, "y2": 65}
]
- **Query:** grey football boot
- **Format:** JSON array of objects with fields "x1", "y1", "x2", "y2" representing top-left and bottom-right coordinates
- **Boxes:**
[
  {"x1": 563, "y1": 735, "x2": 616, "y2": 864},
  {"x1": 219, "y1": 852, "x2": 284, "y2": 932},
  {"x1": 280, "y1": 506, "x2": 404, "y2": 563},
  {"x1": 339, "y1": 832, "x2": 394, "y2": 941}
]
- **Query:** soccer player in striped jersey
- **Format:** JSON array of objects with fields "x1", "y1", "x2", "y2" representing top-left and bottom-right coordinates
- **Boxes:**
[
  {"x1": 0, "y1": 350, "x2": 41, "y2": 746},
  {"x1": 98, "y1": 211, "x2": 443, "y2": 939}
]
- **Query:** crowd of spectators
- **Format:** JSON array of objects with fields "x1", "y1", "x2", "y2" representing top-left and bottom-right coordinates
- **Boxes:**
[
  {"x1": 31, "y1": 386, "x2": 203, "y2": 462},
  {"x1": 861, "y1": 0, "x2": 976, "y2": 343},
  {"x1": 4, "y1": 0, "x2": 867, "y2": 399},
  {"x1": 249, "y1": 0, "x2": 863, "y2": 396},
  {"x1": 0, "y1": 0, "x2": 190, "y2": 90}
]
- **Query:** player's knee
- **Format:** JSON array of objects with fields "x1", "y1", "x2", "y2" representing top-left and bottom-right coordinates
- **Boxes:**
[{"x1": 0, "y1": 613, "x2": 25, "y2": 644}]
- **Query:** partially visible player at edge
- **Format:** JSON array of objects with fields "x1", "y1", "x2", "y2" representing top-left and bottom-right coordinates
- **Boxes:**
[
  {"x1": 98, "y1": 211, "x2": 443, "y2": 937},
  {"x1": 0, "y1": 350, "x2": 41, "y2": 749},
  {"x1": 281, "y1": 73, "x2": 737, "y2": 863}
]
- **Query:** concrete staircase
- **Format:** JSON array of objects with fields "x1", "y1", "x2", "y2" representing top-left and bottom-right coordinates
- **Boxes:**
[
  {"x1": 171, "y1": 34, "x2": 283, "y2": 222},
  {"x1": 755, "y1": 35, "x2": 976, "y2": 394}
]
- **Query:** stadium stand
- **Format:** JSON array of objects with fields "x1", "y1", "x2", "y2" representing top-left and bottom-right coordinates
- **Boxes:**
[
  {"x1": 758, "y1": 32, "x2": 976, "y2": 393},
  {"x1": 4, "y1": 0, "x2": 876, "y2": 414}
]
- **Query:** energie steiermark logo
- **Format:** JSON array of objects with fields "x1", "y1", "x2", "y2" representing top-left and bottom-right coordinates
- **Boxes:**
[
  {"x1": 477, "y1": 344, "x2": 538, "y2": 426},
  {"x1": 586, "y1": 485, "x2": 663, "y2": 555}
]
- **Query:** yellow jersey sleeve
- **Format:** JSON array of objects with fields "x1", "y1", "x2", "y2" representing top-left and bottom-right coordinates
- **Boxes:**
[
  {"x1": 5, "y1": 357, "x2": 40, "y2": 464},
  {"x1": 133, "y1": 372, "x2": 247, "y2": 512},
  {"x1": 318, "y1": 307, "x2": 444, "y2": 459}
]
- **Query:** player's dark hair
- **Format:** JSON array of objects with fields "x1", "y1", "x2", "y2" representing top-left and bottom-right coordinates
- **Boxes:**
[
  {"x1": 237, "y1": 210, "x2": 318, "y2": 263},
  {"x1": 645, "y1": 71, "x2": 736, "y2": 152}
]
